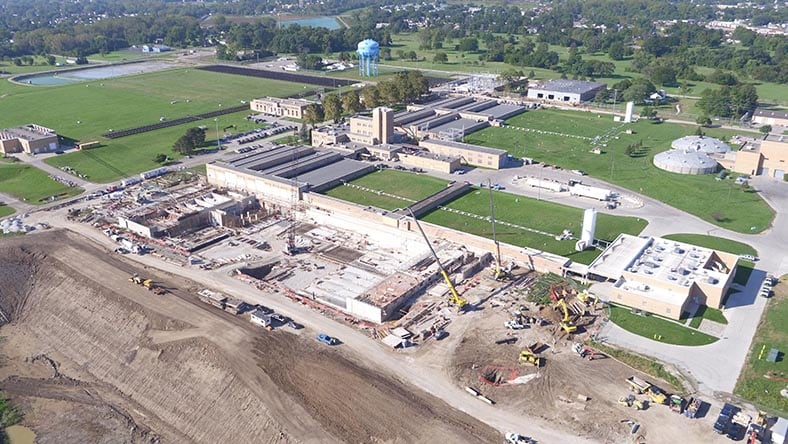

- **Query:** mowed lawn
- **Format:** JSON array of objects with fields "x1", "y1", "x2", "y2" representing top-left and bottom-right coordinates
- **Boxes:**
[
  {"x1": 0, "y1": 204, "x2": 14, "y2": 218},
  {"x1": 736, "y1": 280, "x2": 788, "y2": 416},
  {"x1": 465, "y1": 113, "x2": 774, "y2": 233},
  {"x1": 1, "y1": 67, "x2": 315, "y2": 183},
  {"x1": 0, "y1": 164, "x2": 83, "y2": 204},
  {"x1": 422, "y1": 188, "x2": 648, "y2": 264},
  {"x1": 662, "y1": 233, "x2": 757, "y2": 256},
  {"x1": 324, "y1": 169, "x2": 449, "y2": 210},
  {"x1": 504, "y1": 108, "x2": 621, "y2": 138},
  {"x1": 46, "y1": 110, "x2": 252, "y2": 183},
  {"x1": 608, "y1": 304, "x2": 718, "y2": 346}
]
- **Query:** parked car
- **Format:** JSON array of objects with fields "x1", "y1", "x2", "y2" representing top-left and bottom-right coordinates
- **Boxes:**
[
  {"x1": 317, "y1": 333, "x2": 338, "y2": 345},
  {"x1": 271, "y1": 313, "x2": 288, "y2": 323},
  {"x1": 571, "y1": 169, "x2": 587, "y2": 176},
  {"x1": 287, "y1": 320, "x2": 303, "y2": 330},
  {"x1": 740, "y1": 254, "x2": 758, "y2": 262}
]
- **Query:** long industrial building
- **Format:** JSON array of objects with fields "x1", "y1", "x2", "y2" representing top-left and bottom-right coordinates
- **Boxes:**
[
  {"x1": 207, "y1": 144, "x2": 375, "y2": 204},
  {"x1": 526, "y1": 79, "x2": 607, "y2": 104}
]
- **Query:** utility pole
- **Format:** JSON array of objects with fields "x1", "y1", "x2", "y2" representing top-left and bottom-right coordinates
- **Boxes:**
[{"x1": 215, "y1": 118, "x2": 220, "y2": 150}]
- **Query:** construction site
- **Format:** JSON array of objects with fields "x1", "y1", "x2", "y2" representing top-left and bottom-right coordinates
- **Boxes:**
[{"x1": 0, "y1": 160, "x2": 743, "y2": 444}]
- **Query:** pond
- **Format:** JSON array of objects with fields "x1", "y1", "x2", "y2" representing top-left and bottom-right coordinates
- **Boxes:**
[
  {"x1": 15, "y1": 61, "x2": 177, "y2": 86},
  {"x1": 279, "y1": 16, "x2": 341, "y2": 30}
]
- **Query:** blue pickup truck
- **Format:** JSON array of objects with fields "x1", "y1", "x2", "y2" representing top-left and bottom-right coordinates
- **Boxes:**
[{"x1": 713, "y1": 403, "x2": 739, "y2": 435}]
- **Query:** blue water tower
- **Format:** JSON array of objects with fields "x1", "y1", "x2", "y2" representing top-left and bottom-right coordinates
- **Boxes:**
[{"x1": 357, "y1": 39, "x2": 380, "y2": 77}]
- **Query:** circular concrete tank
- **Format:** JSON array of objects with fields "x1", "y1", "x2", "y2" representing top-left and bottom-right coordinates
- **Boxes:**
[{"x1": 653, "y1": 149, "x2": 720, "y2": 175}]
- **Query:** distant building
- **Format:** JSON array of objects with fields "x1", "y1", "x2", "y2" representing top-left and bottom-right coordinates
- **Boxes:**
[
  {"x1": 526, "y1": 79, "x2": 607, "y2": 104},
  {"x1": 0, "y1": 124, "x2": 59, "y2": 155},
  {"x1": 142, "y1": 44, "x2": 171, "y2": 53},
  {"x1": 399, "y1": 151, "x2": 461, "y2": 174},
  {"x1": 752, "y1": 109, "x2": 788, "y2": 127},
  {"x1": 717, "y1": 135, "x2": 788, "y2": 180},
  {"x1": 250, "y1": 97, "x2": 319, "y2": 119}
]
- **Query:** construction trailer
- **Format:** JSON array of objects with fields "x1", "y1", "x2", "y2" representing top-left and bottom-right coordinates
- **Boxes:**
[
  {"x1": 773, "y1": 417, "x2": 787, "y2": 444},
  {"x1": 197, "y1": 289, "x2": 227, "y2": 309}
]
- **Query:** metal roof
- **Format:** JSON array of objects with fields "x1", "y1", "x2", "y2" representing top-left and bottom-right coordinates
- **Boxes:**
[
  {"x1": 671, "y1": 136, "x2": 731, "y2": 154},
  {"x1": 654, "y1": 149, "x2": 719, "y2": 169},
  {"x1": 754, "y1": 109, "x2": 788, "y2": 120},
  {"x1": 531, "y1": 79, "x2": 607, "y2": 95}
]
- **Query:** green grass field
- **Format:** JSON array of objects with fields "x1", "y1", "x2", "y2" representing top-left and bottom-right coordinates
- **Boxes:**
[
  {"x1": 44, "y1": 110, "x2": 252, "y2": 183},
  {"x1": 687, "y1": 305, "x2": 728, "y2": 328},
  {"x1": 735, "y1": 279, "x2": 788, "y2": 417},
  {"x1": 421, "y1": 188, "x2": 648, "y2": 264},
  {"x1": 608, "y1": 304, "x2": 718, "y2": 346},
  {"x1": 323, "y1": 169, "x2": 450, "y2": 210},
  {"x1": 0, "y1": 164, "x2": 83, "y2": 204},
  {"x1": 0, "y1": 67, "x2": 316, "y2": 183},
  {"x1": 590, "y1": 341, "x2": 684, "y2": 392},
  {"x1": 0, "y1": 204, "x2": 14, "y2": 218},
  {"x1": 465, "y1": 111, "x2": 774, "y2": 233},
  {"x1": 662, "y1": 234, "x2": 757, "y2": 256}
]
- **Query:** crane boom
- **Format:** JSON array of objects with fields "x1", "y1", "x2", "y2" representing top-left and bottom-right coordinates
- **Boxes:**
[
  {"x1": 487, "y1": 180, "x2": 506, "y2": 280},
  {"x1": 408, "y1": 209, "x2": 467, "y2": 310}
]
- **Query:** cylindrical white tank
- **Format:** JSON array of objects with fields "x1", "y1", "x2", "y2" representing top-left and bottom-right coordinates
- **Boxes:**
[{"x1": 581, "y1": 208, "x2": 597, "y2": 245}]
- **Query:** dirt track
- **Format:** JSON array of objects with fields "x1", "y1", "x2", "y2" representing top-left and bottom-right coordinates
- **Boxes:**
[{"x1": 0, "y1": 230, "x2": 500, "y2": 443}]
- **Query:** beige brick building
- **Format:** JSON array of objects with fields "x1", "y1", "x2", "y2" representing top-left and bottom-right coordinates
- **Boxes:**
[
  {"x1": 718, "y1": 135, "x2": 788, "y2": 180},
  {"x1": 588, "y1": 234, "x2": 738, "y2": 320},
  {"x1": 0, "y1": 124, "x2": 59, "y2": 155},
  {"x1": 418, "y1": 138, "x2": 507, "y2": 170},
  {"x1": 250, "y1": 97, "x2": 319, "y2": 119},
  {"x1": 348, "y1": 107, "x2": 393, "y2": 145}
]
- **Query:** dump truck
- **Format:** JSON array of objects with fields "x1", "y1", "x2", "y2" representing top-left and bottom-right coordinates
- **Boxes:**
[
  {"x1": 626, "y1": 376, "x2": 667, "y2": 405},
  {"x1": 714, "y1": 403, "x2": 739, "y2": 435},
  {"x1": 669, "y1": 395, "x2": 685, "y2": 414},
  {"x1": 684, "y1": 397, "x2": 701, "y2": 419}
]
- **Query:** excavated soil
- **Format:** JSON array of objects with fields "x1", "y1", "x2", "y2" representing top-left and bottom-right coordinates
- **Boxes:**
[
  {"x1": 0, "y1": 230, "x2": 499, "y2": 444},
  {"x1": 448, "y1": 308, "x2": 731, "y2": 444}
]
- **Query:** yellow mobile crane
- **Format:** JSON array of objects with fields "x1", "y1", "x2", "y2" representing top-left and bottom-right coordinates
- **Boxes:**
[
  {"x1": 487, "y1": 179, "x2": 507, "y2": 280},
  {"x1": 409, "y1": 209, "x2": 468, "y2": 311}
]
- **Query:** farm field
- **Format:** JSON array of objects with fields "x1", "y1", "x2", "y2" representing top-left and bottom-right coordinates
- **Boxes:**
[
  {"x1": 323, "y1": 169, "x2": 450, "y2": 210},
  {"x1": 422, "y1": 187, "x2": 648, "y2": 264},
  {"x1": 465, "y1": 110, "x2": 774, "y2": 233},
  {"x1": 736, "y1": 278, "x2": 788, "y2": 417},
  {"x1": 0, "y1": 164, "x2": 83, "y2": 204}
]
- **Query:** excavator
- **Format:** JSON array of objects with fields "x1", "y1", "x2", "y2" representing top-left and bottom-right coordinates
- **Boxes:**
[
  {"x1": 409, "y1": 210, "x2": 468, "y2": 311},
  {"x1": 487, "y1": 180, "x2": 507, "y2": 281},
  {"x1": 556, "y1": 299, "x2": 578, "y2": 333},
  {"x1": 578, "y1": 290, "x2": 599, "y2": 308}
]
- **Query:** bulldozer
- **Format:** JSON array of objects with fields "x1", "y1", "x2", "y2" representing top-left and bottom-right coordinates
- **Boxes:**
[
  {"x1": 519, "y1": 342, "x2": 544, "y2": 367},
  {"x1": 129, "y1": 274, "x2": 164, "y2": 294},
  {"x1": 618, "y1": 394, "x2": 645, "y2": 410}
]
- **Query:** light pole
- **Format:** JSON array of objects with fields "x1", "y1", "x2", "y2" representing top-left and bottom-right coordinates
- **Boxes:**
[{"x1": 215, "y1": 118, "x2": 220, "y2": 150}]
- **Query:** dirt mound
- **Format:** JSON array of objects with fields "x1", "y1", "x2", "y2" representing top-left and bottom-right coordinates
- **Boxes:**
[{"x1": 0, "y1": 230, "x2": 499, "y2": 443}]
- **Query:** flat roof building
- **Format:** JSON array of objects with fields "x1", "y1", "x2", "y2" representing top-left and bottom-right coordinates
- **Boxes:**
[
  {"x1": 0, "y1": 124, "x2": 59, "y2": 155},
  {"x1": 717, "y1": 135, "x2": 788, "y2": 180},
  {"x1": 418, "y1": 138, "x2": 507, "y2": 170},
  {"x1": 752, "y1": 109, "x2": 788, "y2": 127},
  {"x1": 588, "y1": 234, "x2": 738, "y2": 320},
  {"x1": 348, "y1": 107, "x2": 394, "y2": 145},
  {"x1": 250, "y1": 97, "x2": 319, "y2": 119},
  {"x1": 527, "y1": 79, "x2": 607, "y2": 104}
]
